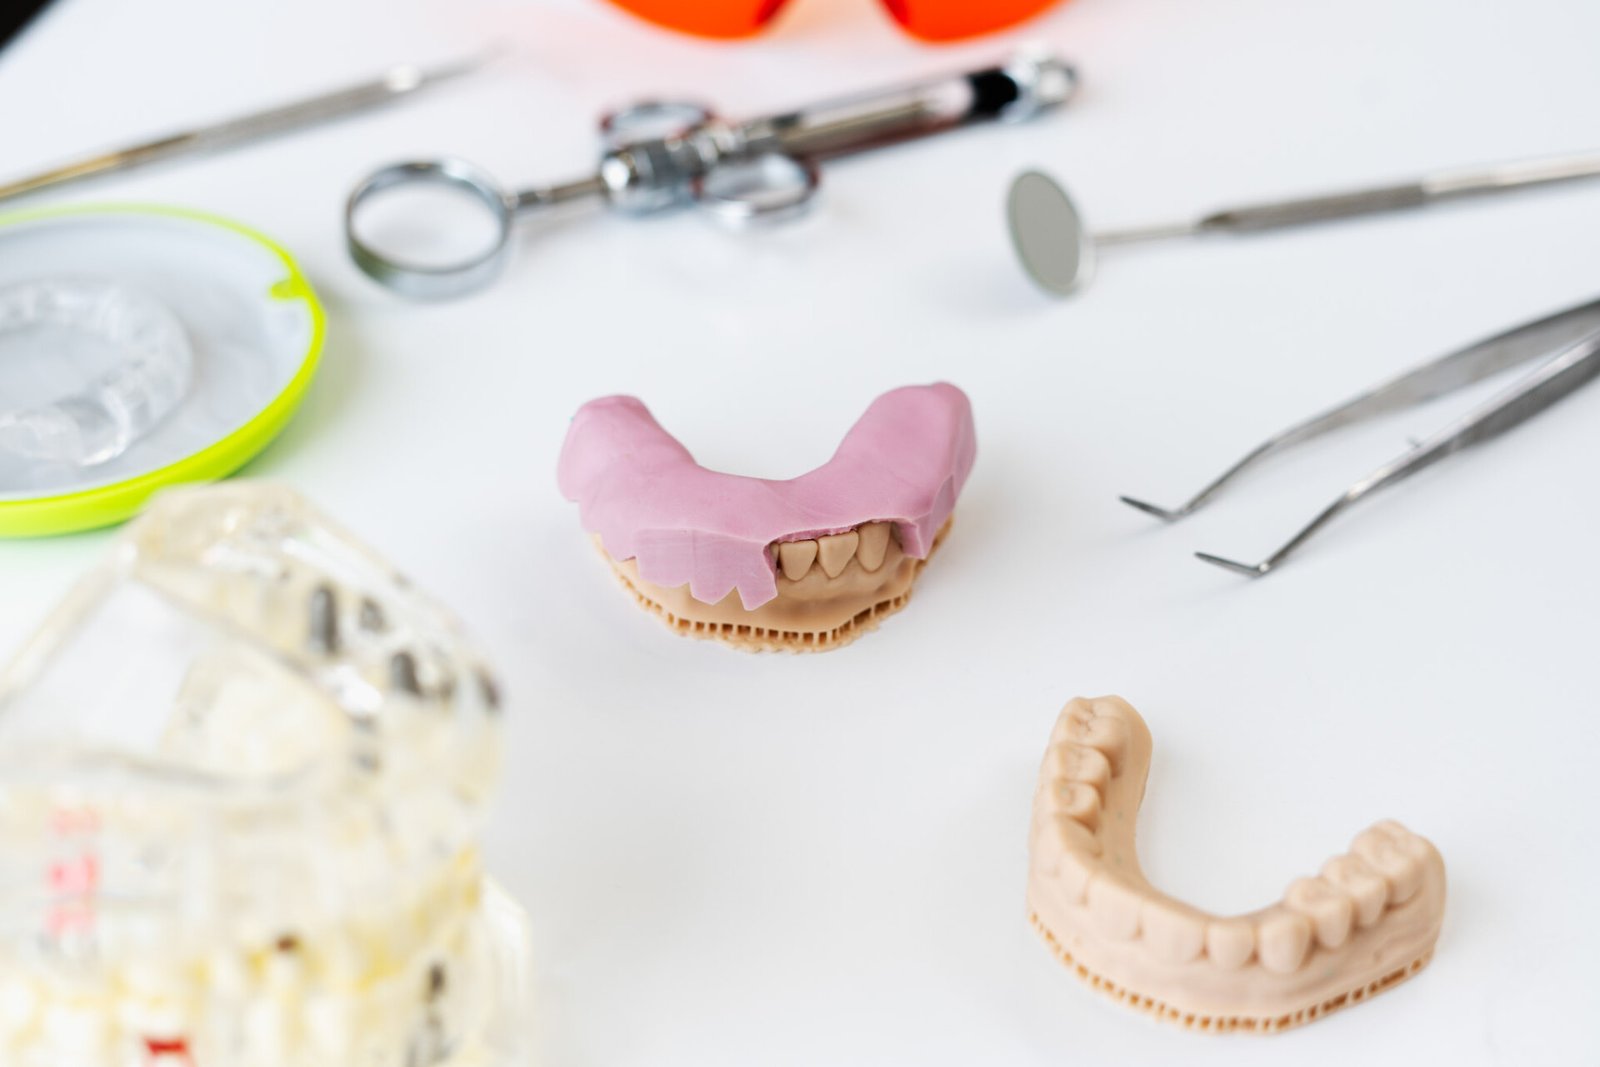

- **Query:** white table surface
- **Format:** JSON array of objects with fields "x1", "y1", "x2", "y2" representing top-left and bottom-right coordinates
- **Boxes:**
[{"x1": 3, "y1": 0, "x2": 1599, "y2": 1063}]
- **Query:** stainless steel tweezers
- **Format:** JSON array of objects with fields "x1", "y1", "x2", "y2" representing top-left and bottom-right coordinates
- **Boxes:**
[{"x1": 1121, "y1": 295, "x2": 1600, "y2": 577}]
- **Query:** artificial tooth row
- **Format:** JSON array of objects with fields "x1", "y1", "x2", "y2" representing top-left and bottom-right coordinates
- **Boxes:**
[
  {"x1": 773, "y1": 522, "x2": 896, "y2": 582},
  {"x1": 0, "y1": 854, "x2": 480, "y2": 1065},
  {"x1": 1036, "y1": 701, "x2": 1434, "y2": 976}
]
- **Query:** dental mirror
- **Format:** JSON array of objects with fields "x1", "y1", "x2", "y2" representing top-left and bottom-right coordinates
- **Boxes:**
[
  {"x1": 1008, "y1": 150, "x2": 1600, "y2": 298},
  {"x1": 1006, "y1": 169, "x2": 1093, "y2": 295}
]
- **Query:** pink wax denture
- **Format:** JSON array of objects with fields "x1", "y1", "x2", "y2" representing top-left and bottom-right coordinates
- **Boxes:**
[{"x1": 557, "y1": 383, "x2": 976, "y2": 651}]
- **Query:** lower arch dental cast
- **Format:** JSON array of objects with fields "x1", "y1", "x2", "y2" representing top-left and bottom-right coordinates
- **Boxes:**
[{"x1": 1027, "y1": 697, "x2": 1445, "y2": 1033}]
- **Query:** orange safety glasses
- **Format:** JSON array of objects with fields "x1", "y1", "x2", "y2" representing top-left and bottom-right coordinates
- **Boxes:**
[{"x1": 604, "y1": 0, "x2": 1065, "y2": 42}]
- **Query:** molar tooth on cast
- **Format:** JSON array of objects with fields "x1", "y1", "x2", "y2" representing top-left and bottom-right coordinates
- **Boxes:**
[
  {"x1": 1284, "y1": 876, "x2": 1355, "y2": 950},
  {"x1": 1046, "y1": 742, "x2": 1112, "y2": 794},
  {"x1": 1321, "y1": 854, "x2": 1389, "y2": 927},
  {"x1": 1056, "y1": 698, "x2": 1133, "y2": 775},
  {"x1": 1352, "y1": 826, "x2": 1424, "y2": 905},
  {"x1": 1051, "y1": 780, "x2": 1101, "y2": 830}
]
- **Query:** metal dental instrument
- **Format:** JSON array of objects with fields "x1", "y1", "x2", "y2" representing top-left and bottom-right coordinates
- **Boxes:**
[
  {"x1": 1007, "y1": 152, "x2": 1600, "y2": 296},
  {"x1": 0, "y1": 56, "x2": 485, "y2": 205},
  {"x1": 1119, "y1": 296, "x2": 1600, "y2": 578},
  {"x1": 346, "y1": 52, "x2": 1077, "y2": 300}
]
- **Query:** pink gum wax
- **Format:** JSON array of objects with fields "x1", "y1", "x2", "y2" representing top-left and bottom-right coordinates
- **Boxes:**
[{"x1": 557, "y1": 383, "x2": 977, "y2": 610}]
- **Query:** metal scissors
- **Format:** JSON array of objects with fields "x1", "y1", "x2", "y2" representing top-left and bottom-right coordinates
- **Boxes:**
[{"x1": 346, "y1": 51, "x2": 1076, "y2": 299}]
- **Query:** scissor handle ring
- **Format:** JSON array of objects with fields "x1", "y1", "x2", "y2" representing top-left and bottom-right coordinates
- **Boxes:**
[
  {"x1": 598, "y1": 100, "x2": 716, "y2": 149},
  {"x1": 694, "y1": 153, "x2": 821, "y2": 229},
  {"x1": 345, "y1": 158, "x2": 517, "y2": 300}
]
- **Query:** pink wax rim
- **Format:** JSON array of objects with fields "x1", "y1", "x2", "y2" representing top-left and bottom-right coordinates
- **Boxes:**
[{"x1": 557, "y1": 383, "x2": 977, "y2": 610}]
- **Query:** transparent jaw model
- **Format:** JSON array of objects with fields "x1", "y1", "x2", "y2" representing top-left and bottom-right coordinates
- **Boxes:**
[{"x1": 0, "y1": 484, "x2": 529, "y2": 1067}]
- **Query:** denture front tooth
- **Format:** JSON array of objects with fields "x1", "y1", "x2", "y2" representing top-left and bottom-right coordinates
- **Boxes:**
[
  {"x1": 856, "y1": 522, "x2": 892, "y2": 571},
  {"x1": 1352, "y1": 826, "x2": 1423, "y2": 905},
  {"x1": 1060, "y1": 702, "x2": 1131, "y2": 775},
  {"x1": 1140, "y1": 899, "x2": 1207, "y2": 964},
  {"x1": 777, "y1": 539, "x2": 818, "y2": 581},
  {"x1": 1047, "y1": 743, "x2": 1112, "y2": 795},
  {"x1": 1051, "y1": 780, "x2": 1100, "y2": 830},
  {"x1": 1285, "y1": 876, "x2": 1355, "y2": 949},
  {"x1": 1321, "y1": 854, "x2": 1388, "y2": 927},
  {"x1": 1205, "y1": 919, "x2": 1255, "y2": 970},
  {"x1": 817, "y1": 531, "x2": 859, "y2": 577},
  {"x1": 1255, "y1": 909, "x2": 1313, "y2": 974},
  {"x1": 1087, "y1": 874, "x2": 1143, "y2": 940}
]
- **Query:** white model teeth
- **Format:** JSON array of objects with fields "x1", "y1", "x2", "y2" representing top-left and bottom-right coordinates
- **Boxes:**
[
  {"x1": 1141, "y1": 901, "x2": 1207, "y2": 964},
  {"x1": 1028, "y1": 698, "x2": 1447, "y2": 1032},
  {"x1": 777, "y1": 540, "x2": 818, "y2": 581},
  {"x1": 1321, "y1": 854, "x2": 1389, "y2": 927},
  {"x1": 1255, "y1": 910, "x2": 1313, "y2": 974},
  {"x1": 1285, "y1": 876, "x2": 1355, "y2": 949},
  {"x1": 1352, "y1": 824, "x2": 1423, "y2": 905},
  {"x1": 1058, "y1": 819, "x2": 1102, "y2": 899},
  {"x1": 1204, "y1": 918, "x2": 1255, "y2": 970},
  {"x1": 1035, "y1": 706, "x2": 1120, "y2": 910},
  {"x1": 1087, "y1": 875, "x2": 1144, "y2": 940},
  {"x1": 771, "y1": 522, "x2": 902, "y2": 582},
  {"x1": 1033, "y1": 814, "x2": 1101, "y2": 904},
  {"x1": 1056, "y1": 703, "x2": 1131, "y2": 775},
  {"x1": 1046, "y1": 742, "x2": 1111, "y2": 795},
  {"x1": 856, "y1": 522, "x2": 892, "y2": 571},
  {"x1": 817, "y1": 531, "x2": 859, "y2": 577},
  {"x1": 1051, "y1": 780, "x2": 1100, "y2": 830}
]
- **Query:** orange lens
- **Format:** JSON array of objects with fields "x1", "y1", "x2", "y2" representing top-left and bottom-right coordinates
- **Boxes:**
[
  {"x1": 602, "y1": 0, "x2": 790, "y2": 38},
  {"x1": 880, "y1": 0, "x2": 1064, "y2": 41}
]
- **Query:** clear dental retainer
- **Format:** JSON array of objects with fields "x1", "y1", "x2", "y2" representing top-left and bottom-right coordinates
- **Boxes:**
[
  {"x1": 0, "y1": 482, "x2": 530, "y2": 1067},
  {"x1": 0, "y1": 206, "x2": 324, "y2": 538},
  {"x1": 0, "y1": 278, "x2": 193, "y2": 468}
]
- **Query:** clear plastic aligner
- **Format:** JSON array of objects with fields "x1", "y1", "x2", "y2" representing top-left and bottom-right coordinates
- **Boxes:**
[
  {"x1": 0, "y1": 483, "x2": 530, "y2": 1067},
  {"x1": 0, "y1": 279, "x2": 193, "y2": 467}
]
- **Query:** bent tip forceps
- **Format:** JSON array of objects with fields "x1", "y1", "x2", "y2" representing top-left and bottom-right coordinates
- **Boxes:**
[{"x1": 1121, "y1": 296, "x2": 1600, "y2": 577}]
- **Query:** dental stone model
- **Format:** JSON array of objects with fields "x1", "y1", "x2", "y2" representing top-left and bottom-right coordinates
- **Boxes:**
[
  {"x1": 1028, "y1": 697, "x2": 1446, "y2": 1033},
  {"x1": 0, "y1": 483, "x2": 529, "y2": 1067},
  {"x1": 557, "y1": 383, "x2": 976, "y2": 651}
]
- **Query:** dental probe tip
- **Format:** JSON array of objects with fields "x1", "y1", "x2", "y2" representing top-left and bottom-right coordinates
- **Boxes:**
[
  {"x1": 1118, "y1": 495, "x2": 1186, "y2": 522},
  {"x1": 1194, "y1": 551, "x2": 1271, "y2": 578}
]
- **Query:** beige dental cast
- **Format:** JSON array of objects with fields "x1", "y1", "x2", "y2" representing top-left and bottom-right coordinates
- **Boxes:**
[
  {"x1": 601, "y1": 518, "x2": 950, "y2": 652},
  {"x1": 1027, "y1": 696, "x2": 1446, "y2": 1033}
]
